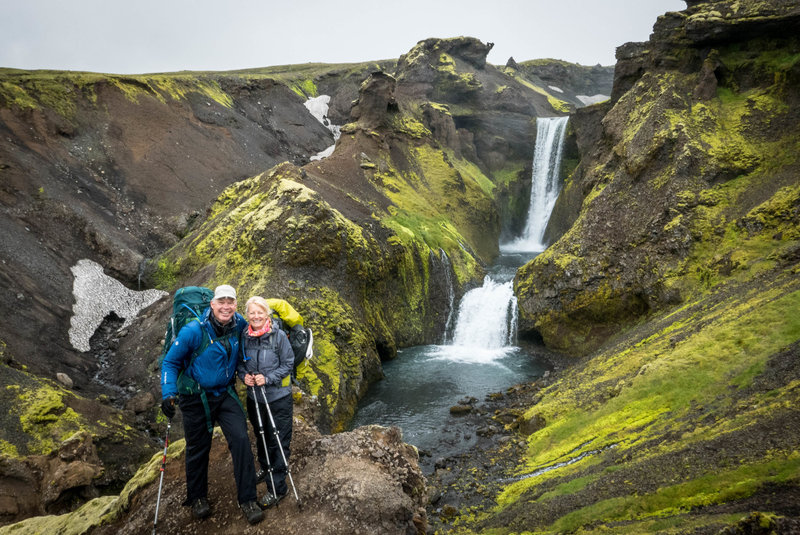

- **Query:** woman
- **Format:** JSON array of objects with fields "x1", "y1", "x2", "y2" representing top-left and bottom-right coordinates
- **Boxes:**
[{"x1": 238, "y1": 296, "x2": 294, "y2": 505}]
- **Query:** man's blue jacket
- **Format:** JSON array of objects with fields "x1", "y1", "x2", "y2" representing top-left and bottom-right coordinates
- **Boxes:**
[{"x1": 160, "y1": 308, "x2": 247, "y2": 399}]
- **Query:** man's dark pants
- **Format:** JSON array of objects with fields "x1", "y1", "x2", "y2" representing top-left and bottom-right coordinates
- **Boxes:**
[
  {"x1": 246, "y1": 392, "x2": 293, "y2": 495},
  {"x1": 180, "y1": 391, "x2": 258, "y2": 505}
]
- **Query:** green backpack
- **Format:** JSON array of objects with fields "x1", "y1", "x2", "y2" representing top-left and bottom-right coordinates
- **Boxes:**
[{"x1": 160, "y1": 286, "x2": 214, "y2": 395}]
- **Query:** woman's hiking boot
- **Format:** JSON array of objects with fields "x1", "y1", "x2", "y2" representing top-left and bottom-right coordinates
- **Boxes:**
[{"x1": 259, "y1": 487, "x2": 287, "y2": 509}]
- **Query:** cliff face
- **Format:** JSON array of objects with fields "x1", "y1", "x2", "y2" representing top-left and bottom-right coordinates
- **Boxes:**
[
  {"x1": 449, "y1": 1, "x2": 800, "y2": 532},
  {"x1": 516, "y1": 0, "x2": 800, "y2": 356}
]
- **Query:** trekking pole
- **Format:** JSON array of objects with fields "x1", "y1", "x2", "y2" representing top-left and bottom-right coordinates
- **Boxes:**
[
  {"x1": 152, "y1": 420, "x2": 171, "y2": 535},
  {"x1": 247, "y1": 380, "x2": 278, "y2": 500},
  {"x1": 258, "y1": 385, "x2": 301, "y2": 507}
]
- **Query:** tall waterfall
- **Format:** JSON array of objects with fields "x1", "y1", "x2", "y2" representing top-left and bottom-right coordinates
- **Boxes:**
[{"x1": 501, "y1": 116, "x2": 569, "y2": 253}]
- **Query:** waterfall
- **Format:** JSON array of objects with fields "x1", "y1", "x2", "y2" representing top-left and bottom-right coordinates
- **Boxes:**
[
  {"x1": 450, "y1": 276, "x2": 517, "y2": 349},
  {"x1": 433, "y1": 117, "x2": 567, "y2": 361},
  {"x1": 439, "y1": 249, "x2": 456, "y2": 343},
  {"x1": 501, "y1": 116, "x2": 569, "y2": 253}
]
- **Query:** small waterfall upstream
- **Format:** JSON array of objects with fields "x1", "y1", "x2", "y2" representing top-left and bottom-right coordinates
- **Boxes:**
[{"x1": 351, "y1": 115, "x2": 569, "y2": 469}]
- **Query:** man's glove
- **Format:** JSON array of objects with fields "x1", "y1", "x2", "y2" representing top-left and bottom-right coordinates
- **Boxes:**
[{"x1": 161, "y1": 396, "x2": 177, "y2": 419}]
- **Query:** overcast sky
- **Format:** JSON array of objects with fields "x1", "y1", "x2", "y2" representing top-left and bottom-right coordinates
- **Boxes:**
[{"x1": 1, "y1": 0, "x2": 686, "y2": 75}]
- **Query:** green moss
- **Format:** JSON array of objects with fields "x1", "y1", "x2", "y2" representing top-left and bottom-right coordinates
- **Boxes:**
[
  {"x1": 289, "y1": 78, "x2": 318, "y2": 98},
  {"x1": 0, "y1": 439, "x2": 19, "y2": 456},
  {"x1": 0, "y1": 81, "x2": 38, "y2": 110},
  {"x1": 390, "y1": 115, "x2": 431, "y2": 138},
  {"x1": 18, "y1": 386, "x2": 86, "y2": 455},
  {"x1": 550, "y1": 454, "x2": 800, "y2": 533},
  {"x1": 151, "y1": 257, "x2": 181, "y2": 290},
  {"x1": 489, "y1": 278, "x2": 800, "y2": 531}
]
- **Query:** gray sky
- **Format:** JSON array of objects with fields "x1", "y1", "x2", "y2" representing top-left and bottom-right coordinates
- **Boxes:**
[{"x1": 1, "y1": 0, "x2": 685, "y2": 74}]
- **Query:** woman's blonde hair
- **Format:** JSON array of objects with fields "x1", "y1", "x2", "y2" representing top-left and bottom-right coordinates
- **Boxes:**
[{"x1": 244, "y1": 296, "x2": 272, "y2": 318}]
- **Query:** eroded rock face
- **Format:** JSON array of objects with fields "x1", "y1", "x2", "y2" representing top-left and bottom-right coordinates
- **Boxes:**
[
  {"x1": 350, "y1": 72, "x2": 398, "y2": 129},
  {"x1": 293, "y1": 425, "x2": 427, "y2": 534},
  {"x1": 394, "y1": 37, "x2": 558, "y2": 173},
  {"x1": 0, "y1": 431, "x2": 104, "y2": 524},
  {"x1": 0, "y1": 73, "x2": 334, "y2": 390}
]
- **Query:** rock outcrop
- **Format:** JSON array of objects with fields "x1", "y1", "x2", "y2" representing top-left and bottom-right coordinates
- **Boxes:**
[{"x1": 3, "y1": 399, "x2": 428, "y2": 535}]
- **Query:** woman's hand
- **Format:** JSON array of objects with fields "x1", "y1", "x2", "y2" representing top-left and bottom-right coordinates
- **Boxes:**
[
  {"x1": 244, "y1": 373, "x2": 255, "y2": 387},
  {"x1": 254, "y1": 374, "x2": 267, "y2": 386}
]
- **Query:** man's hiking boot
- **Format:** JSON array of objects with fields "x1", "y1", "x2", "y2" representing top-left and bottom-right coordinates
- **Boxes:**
[
  {"x1": 191, "y1": 497, "x2": 211, "y2": 519},
  {"x1": 241, "y1": 500, "x2": 263, "y2": 524}
]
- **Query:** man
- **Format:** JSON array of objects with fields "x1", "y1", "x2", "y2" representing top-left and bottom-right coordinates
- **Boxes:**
[{"x1": 160, "y1": 284, "x2": 263, "y2": 525}]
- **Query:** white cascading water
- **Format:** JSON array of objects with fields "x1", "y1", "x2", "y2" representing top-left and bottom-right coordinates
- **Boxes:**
[
  {"x1": 501, "y1": 116, "x2": 569, "y2": 253},
  {"x1": 438, "y1": 249, "x2": 456, "y2": 343},
  {"x1": 437, "y1": 116, "x2": 568, "y2": 362},
  {"x1": 434, "y1": 275, "x2": 518, "y2": 363}
]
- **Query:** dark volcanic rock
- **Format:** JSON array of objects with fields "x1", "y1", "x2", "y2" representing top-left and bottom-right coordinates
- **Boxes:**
[{"x1": 350, "y1": 72, "x2": 398, "y2": 128}]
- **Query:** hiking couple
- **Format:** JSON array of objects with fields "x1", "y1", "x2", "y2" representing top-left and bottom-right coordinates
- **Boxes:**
[{"x1": 160, "y1": 285, "x2": 294, "y2": 525}]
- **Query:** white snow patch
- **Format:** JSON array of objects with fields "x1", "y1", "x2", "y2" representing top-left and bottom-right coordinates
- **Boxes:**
[
  {"x1": 69, "y1": 259, "x2": 167, "y2": 352},
  {"x1": 310, "y1": 145, "x2": 336, "y2": 161},
  {"x1": 548, "y1": 85, "x2": 564, "y2": 93},
  {"x1": 304, "y1": 95, "x2": 341, "y2": 161},
  {"x1": 576, "y1": 94, "x2": 610, "y2": 106}
]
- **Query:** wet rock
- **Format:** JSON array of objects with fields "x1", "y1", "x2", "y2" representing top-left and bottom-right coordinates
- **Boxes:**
[
  {"x1": 518, "y1": 413, "x2": 546, "y2": 436},
  {"x1": 55, "y1": 372, "x2": 73, "y2": 389},
  {"x1": 440, "y1": 504, "x2": 458, "y2": 519},
  {"x1": 449, "y1": 405, "x2": 472, "y2": 416},
  {"x1": 124, "y1": 391, "x2": 154, "y2": 414}
]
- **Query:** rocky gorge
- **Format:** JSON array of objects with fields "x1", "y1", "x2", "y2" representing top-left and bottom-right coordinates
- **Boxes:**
[{"x1": 1, "y1": 0, "x2": 799, "y2": 533}]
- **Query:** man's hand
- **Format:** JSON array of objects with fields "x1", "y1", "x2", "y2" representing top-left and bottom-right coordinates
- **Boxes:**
[
  {"x1": 244, "y1": 373, "x2": 255, "y2": 387},
  {"x1": 161, "y1": 396, "x2": 177, "y2": 419},
  {"x1": 254, "y1": 374, "x2": 267, "y2": 387}
]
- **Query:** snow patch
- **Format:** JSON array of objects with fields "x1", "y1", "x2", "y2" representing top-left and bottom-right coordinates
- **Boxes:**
[
  {"x1": 576, "y1": 94, "x2": 610, "y2": 106},
  {"x1": 69, "y1": 259, "x2": 167, "y2": 352},
  {"x1": 304, "y1": 95, "x2": 341, "y2": 161},
  {"x1": 548, "y1": 85, "x2": 564, "y2": 93}
]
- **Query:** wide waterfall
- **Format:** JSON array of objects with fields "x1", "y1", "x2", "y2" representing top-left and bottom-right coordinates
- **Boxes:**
[
  {"x1": 450, "y1": 276, "x2": 517, "y2": 349},
  {"x1": 501, "y1": 116, "x2": 569, "y2": 253}
]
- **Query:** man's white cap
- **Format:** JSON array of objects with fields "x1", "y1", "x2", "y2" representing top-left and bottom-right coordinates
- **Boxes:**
[{"x1": 213, "y1": 284, "x2": 237, "y2": 300}]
